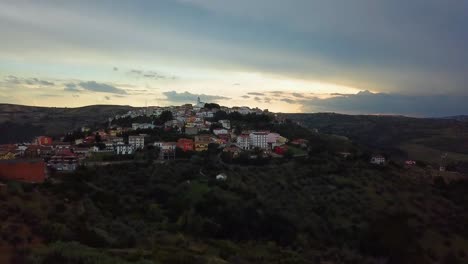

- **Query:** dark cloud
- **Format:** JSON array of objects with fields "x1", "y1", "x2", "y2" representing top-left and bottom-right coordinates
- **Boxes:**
[
  {"x1": 4, "y1": 76, "x2": 54, "y2": 86},
  {"x1": 163, "y1": 91, "x2": 230, "y2": 103},
  {"x1": 264, "y1": 97, "x2": 272, "y2": 103},
  {"x1": 25, "y1": 78, "x2": 54, "y2": 86},
  {"x1": 128, "y1": 69, "x2": 178, "y2": 80},
  {"x1": 280, "y1": 98, "x2": 298, "y2": 104},
  {"x1": 292, "y1": 93, "x2": 303, "y2": 98},
  {"x1": 78, "y1": 81, "x2": 126, "y2": 94},
  {"x1": 39, "y1": 94, "x2": 61, "y2": 97},
  {"x1": 253, "y1": 96, "x2": 262, "y2": 102},
  {"x1": 104, "y1": 96, "x2": 111, "y2": 100},
  {"x1": 299, "y1": 91, "x2": 468, "y2": 117},
  {"x1": 64, "y1": 83, "x2": 81, "y2": 92},
  {"x1": 248, "y1": 92, "x2": 265, "y2": 96},
  {"x1": 113, "y1": 67, "x2": 119, "y2": 71},
  {"x1": 233, "y1": 83, "x2": 240, "y2": 86},
  {"x1": 241, "y1": 95, "x2": 250, "y2": 99}
]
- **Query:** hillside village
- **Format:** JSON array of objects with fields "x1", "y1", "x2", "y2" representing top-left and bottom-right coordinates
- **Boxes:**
[{"x1": 0, "y1": 98, "x2": 320, "y2": 183}]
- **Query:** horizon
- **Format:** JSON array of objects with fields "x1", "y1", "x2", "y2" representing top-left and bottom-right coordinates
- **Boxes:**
[{"x1": 1, "y1": 1, "x2": 468, "y2": 116}]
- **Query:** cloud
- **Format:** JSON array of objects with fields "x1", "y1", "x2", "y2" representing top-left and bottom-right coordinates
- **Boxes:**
[
  {"x1": 253, "y1": 96, "x2": 262, "y2": 102},
  {"x1": 280, "y1": 98, "x2": 298, "y2": 104},
  {"x1": 163, "y1": 91, "x2": 230, "y2": 103},
  {"x1": 4, "y1": 76, "x2": 54, "y2": 86},
  {"x1": 299, "y1": 90, "x2": 468, "y2": 117},
  {"x1": 128, "y1": 69, "x2": 178, "y2": 80},
  {"x1": 78, "y1": 81, "x2": 126, "y2": 94},
  {"x1": 104, "y1": 96, "x2": 111, "y2": 100},
  {"x1": 248, "y1": 92, "x2": 265, "y2": 96},
  {"x1": 241, "y1": 95, "x2": 250, "y2": 99},
  {"x1": 113, "y1": 67, "x2": 119, "y2": 71},
  {"x1": 64, "y1": 83, "x2": 81, "y2": 92}
]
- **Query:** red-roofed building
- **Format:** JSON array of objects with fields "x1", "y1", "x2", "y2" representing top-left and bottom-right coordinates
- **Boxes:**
[
  {"x1": 48, "y1": 149, "x2": 79, "y2": 172},
  {"x1": 35, "y1": 136, "x2": 53, "y2": 146},
  {"x1": 177, "y1": 138, "x2": 194, "y2": 152},
  {"x1": 0, "y1": 160, "x2": 47, "y2": 183}
]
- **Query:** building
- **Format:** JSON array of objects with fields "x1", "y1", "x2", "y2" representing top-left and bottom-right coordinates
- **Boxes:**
[
  {"x1": 194, "y1": 135, "x2": 212, "y2": 152},
  {"x1": 35, "y1": 136, "x2": 53, "y2": 146},
  {"x1": 129, "y1": 135, "x2": 145, "y2": 149},
  {"x1": 132, "y1": 123, "x2": 155, "y2": 130},
  {"x1": 267, "y1": 133, "x2": 288, "y2": 149},
  {"x1": 219, "y1": 120, "x2": 231, "y2": 129},
  {"x1": 249, "y1": 132, "x2": 268, "y2": 149},
  {"x1": 185, "y1": 127, "x2": 199, "y2": 135},
  {"x1": 370, "y1": 155, "x2": 386, "y2": 165},
  {"x1": 213, "y1": 128, "x2": 229, "y2": 136},
  {"x1": 0, "y1": 160, "x2": 47, "y2": 183},
  {"x1": 236, "y1": 134, "x2": 250, "y2": 150},
  {"x1": 116, "y1": 143, "x2": 135, "y2": 155},
  {"x1": 48, "y1": 149, "x2": 79, "y2": 172},
  {"x1": 177, "y1": 138, "x2": 194, "y2": 152},
  {"x1": 154, "y1": 142, "x2": 177, "y2": 160}
]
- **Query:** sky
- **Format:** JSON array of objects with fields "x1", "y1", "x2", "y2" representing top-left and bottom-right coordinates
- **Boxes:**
[{"x1": 0, "y1": 0, "x2": 467, "y2": 116}]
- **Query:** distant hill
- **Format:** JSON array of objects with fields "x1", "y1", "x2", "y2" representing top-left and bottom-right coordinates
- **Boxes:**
[
  {"x1": 440, "y1": 115, "x2": 468, "y2": 122},
  {"x1": 0, "y1": 104, "x2": 134, "y2": 144},
  {"x1": 286, "y1": 113, "x2": 468, "y2": 165}
]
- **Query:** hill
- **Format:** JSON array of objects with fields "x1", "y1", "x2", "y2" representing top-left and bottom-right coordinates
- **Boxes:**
[
  {"x1": 2, "y1": 151, "x2": 468, "y2": 263},
  {"x1": 0, "y1": 104, "x2": 134, "y2": 144},
  {"x1": 286, "y1": 113, "x2": 468, "y2": 166}
]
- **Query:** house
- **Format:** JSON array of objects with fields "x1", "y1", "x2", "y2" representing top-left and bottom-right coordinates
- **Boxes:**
[
  {"x1": 0, "y1": 145, "x2": 17, "y2": 160},
  {"x1": 154, "y1": 142, "x2": 177, "y2": 160},
  {"x1": 35, "y1": 136, "x2": 53, "y2": 146},
  {"x1": 274, "y1": 145, "x2": 288, "y2": 155},
  {"x1": 250, "y1": 132, "x2": 268, "y2": 149},
  {"x1": 24, "y1": 145, "x2": 53, "y2": 158},
  {"x1": 177, "y1": 138, "x2": 194, "y2": 152},
  {"x1": 338, "y1": 152, "x2": 352, "y2": 158},
  {"x1": 72, "y1": 147, "x2": 90, "y2": 158},
  {"x1": 236, "y1": 134, "x2": 250, "y2": 150},
  {"x1": 116, "y1": 143, "x2": 135, "y2": 155},
  {"x1": 216, "y1": 173, "x2": 228, "y2": 181},
  {"x1": 267, "y1": 133, "x2": 288, "y2": 149},
  {"x1": 370, "y1": 155, "x2": 386, "y2": 165},
  {"x1": 74, "y1": 139, "x2": 84, "y2": 145},
  {"x1": 219, "y1": 120, "x2": 231, "y2": 129},
  {"x1": 0, "y1": 151, "x2": 16, "y2": 160},
  {"x1": 223, "y1": 145, "x2": 242, "y2": 158},
  {"x1": 132, "y1": 123, "x2": 155, "y2": 130},
  {"x1": 405, "y1": 160, "x2": 417, "y2": 166},
  {"x1": 53, "y1": 142, "x2": 71, "y2": 150},
  {"x1": 48, "y1": 149, "x2": 79, "y2": 172},
  {"x1": 185, "y1": 127, "x2": 199, "y2": 135},
  {"x1": 290, "y1": 139, "x2": 309, "y2": 148},
  {"x1": 213, "y1": 128, "x2": 229, "y2": 136},
  {"x1": 0, "y1": 160, "x2": 47, "y2": 183},
  {"x1": 194, "y1": 135, "x2": 212, "y2": 152},
  {"x1": 129, "y1": 135, "x2": 145, "y2": 149}
]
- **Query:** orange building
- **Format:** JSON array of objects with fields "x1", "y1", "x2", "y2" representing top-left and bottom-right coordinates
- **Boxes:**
[
  {"x1": 0, "y1": 160, "x2": 47, "y2": 183},
  {"x1": 36, "y1": 136, "x2": 53, "y2": 146},
  {"x1": 177, "y1": 138, "x2": 194, "y2": 152}
]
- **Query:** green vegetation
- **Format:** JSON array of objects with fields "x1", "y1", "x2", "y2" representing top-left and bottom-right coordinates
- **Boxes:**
[{"x1": 2, "y1": 142, "x2": 468, "y2": 263}]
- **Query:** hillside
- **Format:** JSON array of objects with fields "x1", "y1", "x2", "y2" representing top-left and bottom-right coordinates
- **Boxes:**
[
  {"x1": 0, "y1": 104, "x2": 134, "y2": 144},
  {"x1": 2, "y1": 152, "x2": 468, "y2": 263},
  {"x1": 286, "y1": 113, "x2": 468, "y2": 166}
]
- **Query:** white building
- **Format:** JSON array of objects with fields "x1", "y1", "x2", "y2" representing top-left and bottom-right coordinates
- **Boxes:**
[
  {"x1": 236, "y1": 134, "x2": 250, "y2": 150},
  {"x1": 129, "y1": 135, "x2": 145, "y2": 149},
  {"x1": 219, "y1": 120, "x2": 231, "y2": 129},
  {"x1": 116, "y1": 143, "x2": 135, "y2": 155},
  {"x1": 213, "y1": 128, "x2": 229, "y2": 136},
  {"x1": 132, "y1": 123, "x2": 155, "y2": 130},
  {"x1": 249, "y1": 132, "x2": 268, "y2": 149},
  {"x1": 370, "y1": 155, "x2": 386, "y2": 165}
]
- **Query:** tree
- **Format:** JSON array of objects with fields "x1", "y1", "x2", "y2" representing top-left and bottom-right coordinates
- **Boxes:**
[{"x1": 159, "y1": 110, "x2": 173, "y2": 123}]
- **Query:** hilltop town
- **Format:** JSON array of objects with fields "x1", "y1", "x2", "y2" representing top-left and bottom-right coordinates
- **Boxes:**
[{"x1": 0, "y1": 98, "x2": 316, "y2": 182}]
